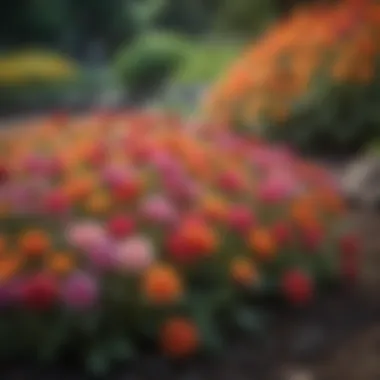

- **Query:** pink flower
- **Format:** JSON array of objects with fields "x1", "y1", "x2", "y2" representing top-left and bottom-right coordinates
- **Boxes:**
[
  {"x1": 228, "y1": 206, "x2": 255, "y2": 232},
  {"x1": 116, "y1": 236, "x2": 154, "y2": 273},
  {"x1": 101, "y1": 165, "x2": 135, "y2": 187},
  {"x1": 140, "y1": 195, "x2": 178, "y2": 224},
  {"x1": 66, "y1": 221, "x2": 108, "y2": 251},
  {"x1": 8, "y1": 184, "x2": 31, "y2": 212},
  {"x1": 163, "y1": 175, "x2": 200, "y2": 202},
  {"x1": 257, "y1": 171, "x2": 300, "y2": 203},
  {"x1": 23, "y1": 155, "x2": 60, "y2": 177},
  {"x1": 61, "y1": 272, "x2": 98, "y2": 309},
  {"x1": 150, "y1": 151, "x2": 183, "y2": 178}
]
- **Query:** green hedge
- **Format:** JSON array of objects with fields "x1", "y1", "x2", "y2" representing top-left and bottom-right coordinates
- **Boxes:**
[{"x1": 114, "y1": 32, "x2": 191, "y2": 98}]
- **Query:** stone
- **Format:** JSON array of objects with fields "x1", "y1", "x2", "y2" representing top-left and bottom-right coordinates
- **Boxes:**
[
  {"x1": 340, "y1": 154, "x2": 380, "y2": 208},
  {"x1": 286, "y1": 369, "x2": 314, "y2": 380}
]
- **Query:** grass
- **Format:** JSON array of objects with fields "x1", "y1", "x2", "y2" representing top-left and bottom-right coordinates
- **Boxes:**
[{"x1": 173, "y1": 39, "x2": 244, "y2": 85}]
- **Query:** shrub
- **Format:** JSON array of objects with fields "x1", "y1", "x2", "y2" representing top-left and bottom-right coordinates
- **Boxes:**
[
  {"x1": 0, "y1": 49, "x2": 79, "y2": 86},
  {"x1": 0, "y1": 111, "x2": 359, "y2": 374},
  {"x1": 0, "y1": 49, "x2": 83, "y2": 113},
  {"x1": 204, "y1": 0, "x2": 380, "y2": 154},
  {"x1": 114, "y1": 32, "x2": 190, "y2": 99}
]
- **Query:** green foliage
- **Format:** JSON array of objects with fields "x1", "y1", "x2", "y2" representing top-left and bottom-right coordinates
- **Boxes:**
[
  {"x1": 213, "y1": 0, "x2": 279, "y2": 36},
  {"x1": 174, "y1": 40, "x2": 244, "y2": 85},
  {"x1": 267, "y1": 79, "x2": 380, "y2": 154},
  {"x1": 114, "y1": 32, "x2": 191, "y2": 97},
  {"x1": 153, "y1": 40, "x2": 244, "y2": 115},
  {"x1": 0, "y1": 66, "x2": 114, "y2": 112}
]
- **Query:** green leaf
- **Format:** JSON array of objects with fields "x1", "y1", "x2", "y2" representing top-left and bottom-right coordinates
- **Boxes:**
[
  {"x1": 38, "y1": 314, "x2": 71, "y2": 364},
  {"x1": 233, "y1": 307, "x2": 266, "y2": 336},
  {"x1": 108, "y1": 338, "x2": 135, "y2": 362},
  {"x1": 79, "y1": 311, "x2": 102, "y2": 336},
  {"x1": 86, "y1": 347, "x2": 110, "y2": 378},
  {"x1": 192, "y1": 309, "x2": 224, "y2": 354}
]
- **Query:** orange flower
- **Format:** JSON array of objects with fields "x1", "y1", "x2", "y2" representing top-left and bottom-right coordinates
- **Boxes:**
[
  {"x1": 46, "y1": 252, "x2": 75, "y2": 275},
  {"x1": 200, "y1": 195, "x2": 229, "y2": 222},
  {"x1": 64, "y1": 176, "x2": 96, "y2": 202},
  {"x1": 248, "y1": 228, "x2": 276, "y2": 260},
  {"x1": 0, "y1": 255, "x2": 22, "y2": 282},
  {"x1": 179, "y1": 219, "x2": 218, "y2": 255},
  {"x1": 230, "y1": 258, "x2": 259, "y2": 286},
  {"x1": 142, "y1": 264, "x2": 183, "y2": 304},
  {"x1": 19, "y1": 230, "x2": 50, "y2": 257},
  {"x1": 290, "y1": 198, "x2": 319, "y2": 228},
  {"x1": 160, "y1": 317, "x2": 199, "y2": 357},
  {"x1": 315, "y1": 189, "x2": 345, "y2": 214},
  {"x1": 0, "y1": 201, "x2": 10, "y2": 217}
]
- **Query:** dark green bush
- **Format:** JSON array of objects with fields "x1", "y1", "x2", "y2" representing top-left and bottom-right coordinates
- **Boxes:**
[{"x1": 114, "y1": 32, "x2": 190, "y2": 98}]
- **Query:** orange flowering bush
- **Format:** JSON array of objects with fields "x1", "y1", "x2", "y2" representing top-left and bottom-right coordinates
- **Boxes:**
[
  {"x1": 205, "y1": 0, "x2": 380, "y2": 153},
  {"x1": 0, "y1": 110, "x2": 359, "y2": 374}
]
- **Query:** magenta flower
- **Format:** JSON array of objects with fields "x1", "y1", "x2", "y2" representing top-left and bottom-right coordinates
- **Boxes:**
[
  {"x1": 163, "y1": 174, "x2": 200, "y2": 202},
  {"x1": 87, "y1": 237, "x2": 118, "y2": 270},
  {"x1": 116, "y1": 235, "x2": 154, "y2": 273},
  {"x1": 101, "y1": 164, "x2": 135, "y2": 187},
  {"x1": 61, "y1": 272, "x2": 98, "y2": 309},
  {"x1": 150, "y1": 151, "x2": 183, "y2": 178}
]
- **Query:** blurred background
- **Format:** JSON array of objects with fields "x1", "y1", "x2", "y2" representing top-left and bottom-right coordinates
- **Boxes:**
[{"x1": 0, "y1": 0, "x2": 304, "y2": 116}]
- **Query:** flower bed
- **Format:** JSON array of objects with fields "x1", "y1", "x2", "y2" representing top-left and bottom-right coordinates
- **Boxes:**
[
  {"x1": 204, "y1": 0, "x2": 380, "y2": 153},
  {"x1": 0, "y1": 111, "x2": 359, "y2": 374}
]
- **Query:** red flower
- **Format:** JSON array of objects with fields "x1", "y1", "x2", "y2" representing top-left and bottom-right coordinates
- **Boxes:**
[
  {"x1": 272, "y1": 221, "x2": 292, "y2": 245},
  {"x1": 21, "y1": 274, "x2": 58, "y2": 310},
  {"x1": 218, "y1": 171, "x2": 244, "y2": 192},
  {"x1": 167, "y1": 234, "x2": 195, "y2": 263},
  {"x1": 281, "y1": 269, "x2": 314, "y2": 305},
  {"x1": 44, "y1": 190, "x2": 70, "y2": 214},
  {"x1": 111, "y1": 179, "x2": 141, "y2": 202},
  {"x1": 0, "y1": 164, "x2": 9, "y2": 184},
  {"x1": 167, "y1": 232, "x2": 209, "y2": 263},
  {"x1": 339, "y1": 234, "x2": 360, "y2": 258},
  {"x1": 228, "y1": 206, "x2": 255, "y2": 233},
  {"x1": 88, "y1": 145, "x2": 107, "y2": 167},
  {"x1": 340, "y1": 258, "x2": 359, "y2": 283},
  {"x1": 107, "y1": 215, "x2": 135, "y2": 238},
  {"x1": 300, "y1": 225, "x2": 323, "y2": 251},
  {"x1": 339, "y1": 234, "x2": 361, "y2": 282}
]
